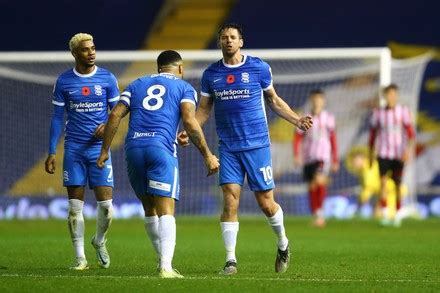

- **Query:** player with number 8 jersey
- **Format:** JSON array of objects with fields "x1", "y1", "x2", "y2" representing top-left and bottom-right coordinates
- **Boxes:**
[
  {"x1": 97, "y1": 50, "x2": 219, "y2": 278},
  {"x1": 122, "y1": 76, "x2": 193, "y2": 157}
]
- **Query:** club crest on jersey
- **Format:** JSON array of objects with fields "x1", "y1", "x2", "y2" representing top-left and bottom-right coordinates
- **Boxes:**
[
  {"x1": 82, "y1": 86, "x2": 91, "y2": 96},
  {"x1": 94, "y1": 85, "x2": 103, "y2": 96},
  {"x1": 226, "y1": 74, "x2": 235, "y2": 84},
  {"x1": 241, "y1": 72, "x2": 250, "y2": 83}
]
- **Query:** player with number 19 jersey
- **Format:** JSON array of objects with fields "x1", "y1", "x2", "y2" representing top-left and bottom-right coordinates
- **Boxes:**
[
  {"x1": 49, "y1": 66, "x2": 119, "y2": 187},
  {"x1": 119, "y1": 73, "x2": 197, "y2": 200},
  {"x1": 201, "y1": 56, "x2": 274, "y2": 190}
]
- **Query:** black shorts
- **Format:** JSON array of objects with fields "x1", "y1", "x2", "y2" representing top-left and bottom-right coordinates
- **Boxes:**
[
  {"x1": 377, "y1": 157, "x2": 404, "y2": 184},
  {"x1": 303, "y1": 161, "x2": 325, "y2": 183}
]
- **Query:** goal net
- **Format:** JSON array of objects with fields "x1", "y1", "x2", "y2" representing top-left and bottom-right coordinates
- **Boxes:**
[{"x1": 0, "y1": 49, "x2": 430, "y2": 217}]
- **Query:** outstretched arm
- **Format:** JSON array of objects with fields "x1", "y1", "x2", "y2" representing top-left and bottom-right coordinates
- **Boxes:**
[
  {"x1": 97, "y1": 102, "x2": 129, "y2": 168},
  {"x1": 264, "y1": 87, "x2": 313, "y2": 131},
  {"x1": 181, "y1": 101, "x2": 219, "y2": 176}
]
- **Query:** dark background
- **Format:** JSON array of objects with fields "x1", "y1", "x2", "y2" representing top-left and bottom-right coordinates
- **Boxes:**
[{"x1": 1, "y1": 0, "x2": 439, "y2": 51}]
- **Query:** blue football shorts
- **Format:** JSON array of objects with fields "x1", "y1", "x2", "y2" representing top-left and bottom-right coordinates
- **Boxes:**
[
  {"x1": 219, "y1": 146, "x2": 275, "y2": 191},
  {"x1": 126, "y1": 146, "x2": 180, "y2": 200},
  {"x1": 63, "y1": 145, "x2": 113, "y2": 189}
]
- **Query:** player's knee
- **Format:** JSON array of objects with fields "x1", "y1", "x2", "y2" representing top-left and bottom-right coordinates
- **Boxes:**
[
  {"x1": 223, "y1": 193, "x2": 239, "y2": 210},
  {"x1": 259, "y1": 201, "x2": 278, "y2": 217},
  {"x1": 94, "y1": 186, "x2": 112, "y2": 201},
  {"x1": 222, "y1": 188, "x2": 240, "y2": 201}
]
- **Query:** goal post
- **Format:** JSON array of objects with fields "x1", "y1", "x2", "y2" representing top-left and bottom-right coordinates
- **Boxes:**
[
  {"x1": 0, "y1": 48, "x2": 430, "y2": 218},
  {"x1": 0, "y1": 47, "x2": 392, "y2": 85}
]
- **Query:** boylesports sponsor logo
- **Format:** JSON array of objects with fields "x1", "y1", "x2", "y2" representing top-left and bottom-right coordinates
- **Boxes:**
[
  {"x1": 213, "y1": 88, "x2": 250, "y2": 101},
  {"x1": 133, "y1": 131, "x2": 157, "y2": 138},
  {"x1": 69, "y1": 101, "x2": 104, "y2": 112}
]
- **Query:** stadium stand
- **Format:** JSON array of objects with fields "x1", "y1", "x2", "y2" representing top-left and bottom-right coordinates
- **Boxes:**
[
  {"x1": 0, "y1": 0, "x2": 163, "y2": 51},
  {"x1": 218, "y1": 0, "x2": 440, "y2": 48}
]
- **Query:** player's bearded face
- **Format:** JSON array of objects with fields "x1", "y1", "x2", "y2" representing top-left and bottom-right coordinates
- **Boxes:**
[
  {"x1": 75, "y1": 40, "x2": 96, "y2": 68},
  {"x1": 219, "y1": 28, "x2": 243, "y2": 57}
]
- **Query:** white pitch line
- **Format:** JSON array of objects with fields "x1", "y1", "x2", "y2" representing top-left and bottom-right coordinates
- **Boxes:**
[{"x1": 0, "y1": 274, "x2": 438, "y2": 283}]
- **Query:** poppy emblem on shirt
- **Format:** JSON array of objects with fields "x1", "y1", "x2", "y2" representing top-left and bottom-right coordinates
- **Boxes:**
[
  {"x1": 82, "y1": 86, "x2": 91, "y2": 96},
  {"x1": 226, "y1": 74, "x2": 235, "y2": 84}
]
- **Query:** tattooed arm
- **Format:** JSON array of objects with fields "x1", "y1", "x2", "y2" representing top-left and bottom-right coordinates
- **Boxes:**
[
  {"x1": 181, "y1": 101, "x2": 219, "y2": 176},
  {"x1": 97, "y1": 102, "x2": 129, "y2": 168}
]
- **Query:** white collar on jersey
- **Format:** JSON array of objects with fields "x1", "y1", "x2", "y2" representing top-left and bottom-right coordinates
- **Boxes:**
[
  {"x1": 222, "y1": 55, "x2": 247, "y2": 68},
  {"x1": 73, "y1": 66, "x2": 98, "y2": 78}
]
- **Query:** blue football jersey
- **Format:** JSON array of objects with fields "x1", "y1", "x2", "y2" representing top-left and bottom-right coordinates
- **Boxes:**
[
  {"x1": 52, "y1": 66, "x2": 119, "y2": 148},
  {"x1": 120, "y1": 73, "x2": 197, "y2": 156},
  {"x1": 201, "y1": 55, "x2": 273, "y2": 151}
]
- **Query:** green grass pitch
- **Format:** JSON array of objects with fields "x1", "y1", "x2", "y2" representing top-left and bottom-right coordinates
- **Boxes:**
[{"x1": 0, "y1": 217, "x2": 439, "y2": 292}]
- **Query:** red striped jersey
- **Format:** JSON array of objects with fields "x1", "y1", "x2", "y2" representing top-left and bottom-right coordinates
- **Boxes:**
[
  {"x1": 369, "y1": 104, "x2": 415, "y2": 160},
  {"x1": 294, "y1": 110, "x2": 338, "y2": 164}
]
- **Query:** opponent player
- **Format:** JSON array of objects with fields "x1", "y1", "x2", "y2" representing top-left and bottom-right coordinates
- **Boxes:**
[
  {"x1": 178, "y1": 23, "x2": 312, "y2": 274},
  {"x1": 369, "y1": 84, "x2": 415, "y2": 225},
  {"x1": 293, "y1": 90, "x2": 339, "y2": 227},
  {"x1": 45, "y1": 33, "x2": 119, "y2": 270},
  {"x1": 97, "y1": 50, "x2": 219, "y2": 278}
]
